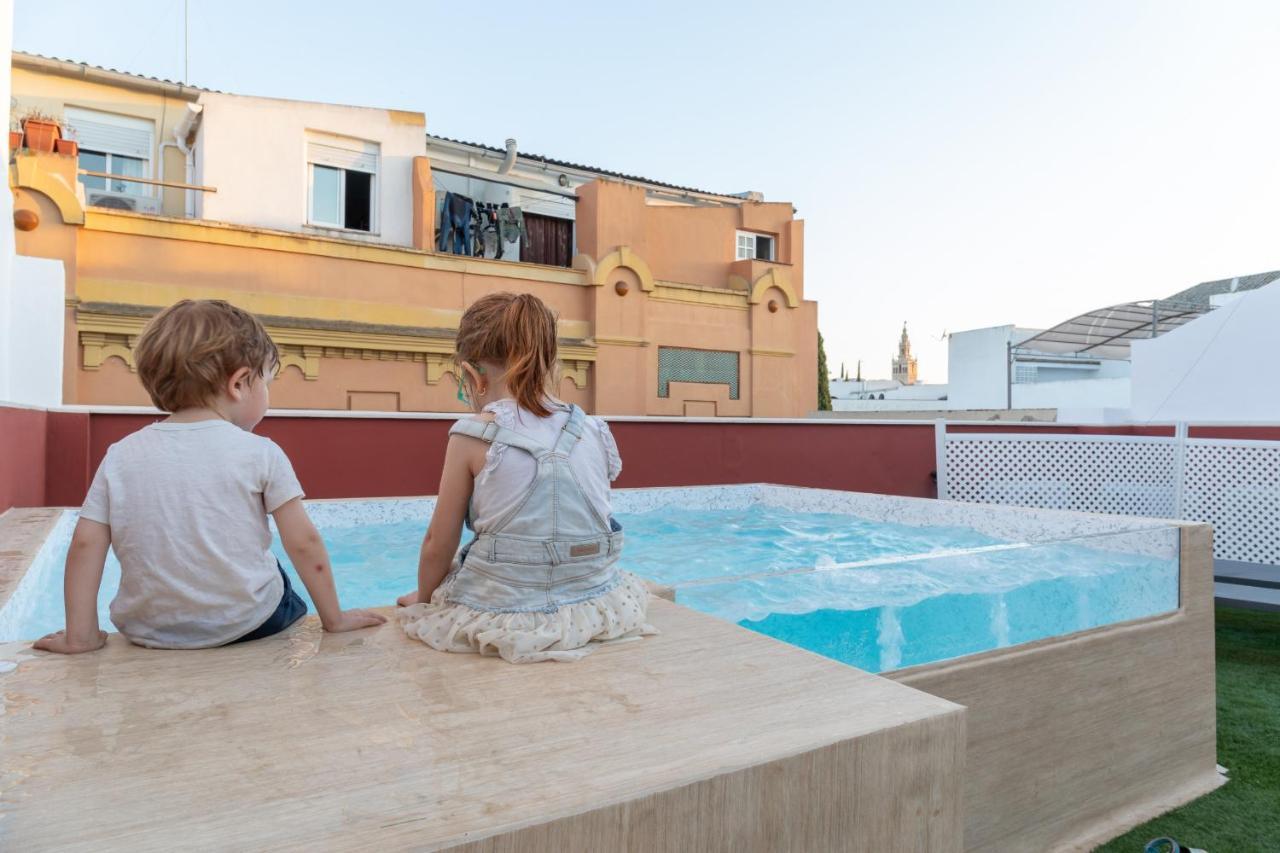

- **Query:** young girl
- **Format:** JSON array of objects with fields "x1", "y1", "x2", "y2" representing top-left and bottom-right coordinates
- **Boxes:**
[{"x1": 397, "y1": 292, "x2": 655, "y2": 663}]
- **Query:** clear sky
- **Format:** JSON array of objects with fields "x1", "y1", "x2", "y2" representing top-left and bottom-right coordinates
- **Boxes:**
[{"x1": 14, "y1": 1, "x2": 1280, "y2": 382}]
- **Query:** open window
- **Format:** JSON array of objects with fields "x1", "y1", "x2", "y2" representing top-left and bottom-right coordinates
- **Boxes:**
[
  {"x1": 735, "y1": 230, "x2": 775, "y2": 261},
  {"x1": 307, "y1": 135, "x2": 378, "y2": 232},
  {"x1": 64, "y1": 107, "x2": 157, "y2": 212}
]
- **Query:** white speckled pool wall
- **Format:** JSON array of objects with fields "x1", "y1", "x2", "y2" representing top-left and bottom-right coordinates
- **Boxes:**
[
  {"x1": 0, "y1": 484, "x2": 1181, "y2": 637},
  {"x1": 262, "y1": 484, "x2": 1182, "y2": 562}
]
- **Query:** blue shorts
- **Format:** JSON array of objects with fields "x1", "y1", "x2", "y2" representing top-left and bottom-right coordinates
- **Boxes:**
[{"x1": 227, "y1": 563, "x2": 308, "y2": 645}]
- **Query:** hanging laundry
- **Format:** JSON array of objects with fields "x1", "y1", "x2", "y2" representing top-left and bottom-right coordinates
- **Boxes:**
[
  {"x1": 496, "y1": 205, "x2": 528, "y2": 247},
  {"x1": 437, "y1": 191, "x2": 475, "y2": 255}
]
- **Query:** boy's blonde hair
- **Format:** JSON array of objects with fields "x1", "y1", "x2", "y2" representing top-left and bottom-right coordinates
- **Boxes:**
[{"x1": 134, "y1": 299, "x2": 280, "y2": 413}]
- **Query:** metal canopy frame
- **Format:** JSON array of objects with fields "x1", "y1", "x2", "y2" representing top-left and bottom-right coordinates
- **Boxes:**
[
  {"x1": 1003, "y1": 299, "x2": 1216, "y2": 408},
  {"x1": 1013, "y1": 299, "x2": 1214, "y2": 361}
]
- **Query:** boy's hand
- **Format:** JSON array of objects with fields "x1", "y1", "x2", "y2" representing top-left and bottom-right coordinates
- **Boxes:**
[
  {"x1": 396, "y1": 590, "x2": 421, "y2": 607},
  {"x1": 33, "y1": 629, "x2": 108, "y2": 655},
  {"x1": 321, "y1": 609, "x2": 387, "y2": 634}
]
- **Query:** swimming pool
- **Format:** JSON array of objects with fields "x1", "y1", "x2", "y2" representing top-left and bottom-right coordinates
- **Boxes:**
[{"x1": 0, "y1": 484, "x2": 1180, "y2": 673}]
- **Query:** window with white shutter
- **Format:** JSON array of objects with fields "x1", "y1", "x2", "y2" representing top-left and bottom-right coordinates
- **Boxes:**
[
  {"x1": 64, "y1": 107, "x2": 155, "y2": 198},
  {"x1": 306, "y1": 134, "x2": 378, "y2": 232}
]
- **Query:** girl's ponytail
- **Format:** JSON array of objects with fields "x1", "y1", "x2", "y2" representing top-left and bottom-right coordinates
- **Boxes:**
[{"x1": 501, "y1": 293, "x2": 558, "y2": 417}]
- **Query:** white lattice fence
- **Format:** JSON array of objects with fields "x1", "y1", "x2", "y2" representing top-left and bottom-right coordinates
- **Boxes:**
[
  {"x1": 939, "y1": 427, "x2": 1280, "y2": 565},
  {"x1": 1182, "y1": 439, "x2": 1280, "y2": 564},
  {"x1": 942, "y1": 434, "x2": 1179, "y2": 518}
]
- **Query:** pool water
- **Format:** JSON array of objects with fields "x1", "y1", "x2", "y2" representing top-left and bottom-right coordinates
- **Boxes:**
[{"x1": 0, "y1": 502, "x2": 1180, "y2": 672}]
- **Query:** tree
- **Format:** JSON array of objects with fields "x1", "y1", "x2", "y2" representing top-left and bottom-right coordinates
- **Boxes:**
[{"x1": 817, "y1": 332, "x2": 832, "y2": 411}]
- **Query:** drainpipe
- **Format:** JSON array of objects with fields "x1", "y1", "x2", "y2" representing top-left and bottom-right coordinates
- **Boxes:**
[
  {"x1": 497, "y1": 138, "x2": 517, "y2": 174},
  {"x1": 1006, "y1": 341, "x2": 1013, "y2": 410},
  {"x1": 172, "y1": 103, "x2": 203, "y2": 217},
  {"x1": 157, "y1": 140, "x2": 183, "y2": 211}
]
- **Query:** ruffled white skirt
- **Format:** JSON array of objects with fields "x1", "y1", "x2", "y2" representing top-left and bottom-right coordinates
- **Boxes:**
[{"x1": 398, "y1": 570, "x2": 658, "y2": 663}]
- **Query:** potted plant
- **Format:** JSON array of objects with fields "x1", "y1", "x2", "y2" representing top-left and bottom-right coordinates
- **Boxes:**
[
  {"x1": 20, "y1": 110, "x2": 61, "y2": 153},
  {"x1": 54, "y1": 126, "x2": 78, "y2": 157}
]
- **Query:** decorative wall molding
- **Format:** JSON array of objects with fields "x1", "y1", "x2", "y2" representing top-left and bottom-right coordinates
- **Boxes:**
[
  {"x1": 11, "y1": 153, "x2": 86, "y2": 225},
  {"x1": 591, "y1": 246, "x2": 656, "y2": 292},
  {"x1": 80, "y1": 332, "x2": 137, "y2": 372},
  {"x1": 76, "y1": 307, "x2": 597, "y2": 388},
  {"x1": 749, "y1": 267, "x2": 800, "y2": 308}
]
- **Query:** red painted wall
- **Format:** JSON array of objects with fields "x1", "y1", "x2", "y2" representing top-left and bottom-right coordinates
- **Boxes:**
[
  {"x1": 608, "y1": 421, "x2": 939, "y2": 497},
  {"x1": 21, "y1": 412, "x2": 941, "y2": 508},
  {"x1": 0, "y1": 407, "x2": 48, "y2": 513},
  {"x1": 946, "y1": 424, "x2": 1176, "y2": 436},
  {"x1": 3, "y1": 405, "x2": 1278, "y2": 515},
  {"x1": 1189, "y1": 426, "x2": 1280, "y2": 441}
]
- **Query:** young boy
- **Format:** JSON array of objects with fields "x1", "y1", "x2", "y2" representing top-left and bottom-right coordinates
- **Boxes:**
[{"x1": 33, "y1": 299, "x2": 385, "y2": 653}]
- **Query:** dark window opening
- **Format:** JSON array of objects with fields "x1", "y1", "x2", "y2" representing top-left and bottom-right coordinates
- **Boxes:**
[
  {"x1": 344, "y1": 170, "x2": 372, "y2": 231},
  {"x1": 755, "y1": 235, "x2": 774, "y2": 260}
]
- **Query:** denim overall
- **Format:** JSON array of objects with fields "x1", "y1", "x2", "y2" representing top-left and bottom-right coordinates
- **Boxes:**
[{"x1": 444, "y1": 405, "x2": 625, "y2": 614}]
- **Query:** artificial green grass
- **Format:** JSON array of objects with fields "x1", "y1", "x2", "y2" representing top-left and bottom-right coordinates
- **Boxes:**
[{"x1": 1096, "y1": 607, "x2": 1280, "y2": 852}]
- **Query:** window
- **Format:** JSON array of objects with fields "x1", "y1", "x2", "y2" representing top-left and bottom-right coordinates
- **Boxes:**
[
  {"x1": 735, "y1": 230, "x2": 775, "y2": 261},
  {"x1": 658, "y1": 347, "x2": 740, "y2": 400},
  {"x1": 307, "y1": 136, "x2": 378, "y2": 232},
  {"x1": 64, "y1": 108, "x2": 154, "y2": 198}
]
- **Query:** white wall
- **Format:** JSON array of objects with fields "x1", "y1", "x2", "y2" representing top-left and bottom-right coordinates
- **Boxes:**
[
  {"x1": 7, "y1": 256, "x2": 65, "y2": 407},
  {"x1": 195, "y1": 93, "x2": 424, "y2": 247},
  {"x1": 1, "y1": 0, "x2": 15, "y2": 403},
  {"x1": 1011, "y1": 376, "x2": 1130, "y2": 409},
  {"x1": 947, "y1": 325, "x2": 1017, "y2": 409},
  {"x1": 1131, "y1": 282, "x2": 1280, "y2": 422}
]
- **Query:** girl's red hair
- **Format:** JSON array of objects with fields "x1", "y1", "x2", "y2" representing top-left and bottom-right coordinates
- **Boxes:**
[{"x1": 454, "y1": 292, "x2": 558, "y2": 416}]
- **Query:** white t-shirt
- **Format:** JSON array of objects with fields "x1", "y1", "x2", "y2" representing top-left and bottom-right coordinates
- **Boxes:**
[{"x1": 80, "y1": 419, "x2": 304, "y2": 649}]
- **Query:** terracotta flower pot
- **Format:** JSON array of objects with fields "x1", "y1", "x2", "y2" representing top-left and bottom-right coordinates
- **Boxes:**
[
  {"x1": 54, "y1": 138, "x2": 78, "y2": 157},
  {"x1": 22, "y1": 119, "x2": 60, "y2": 153},
  {"x1": 8, "y1": 130, "x2": 20, "y2": 152}
]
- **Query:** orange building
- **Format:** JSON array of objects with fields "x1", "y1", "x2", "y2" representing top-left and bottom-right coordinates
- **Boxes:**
[{"x1": 9, "y1": 53, "x2": 817, "y2": 416}]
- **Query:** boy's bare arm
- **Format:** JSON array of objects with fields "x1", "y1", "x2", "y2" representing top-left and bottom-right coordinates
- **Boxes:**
[
  {"x1": 272, "y1": 498, "x2": 386, "y2": 633},
  {"x1": 33, "y1": 518, "x2": 111, "y2": 654}
]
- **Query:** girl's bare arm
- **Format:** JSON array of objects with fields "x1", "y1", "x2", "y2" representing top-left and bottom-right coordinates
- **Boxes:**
[{"x1": 398, "y1": 433, "x2": 484, "y2": 606}]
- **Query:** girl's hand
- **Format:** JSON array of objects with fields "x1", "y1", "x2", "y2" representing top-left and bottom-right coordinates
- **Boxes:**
[
  {"x1": 396, "y1": 590, "x2": 421, "y2": 607},
  {"x1": 33, "y1": 629, "x2": 108, "y2": 655},
  {"x1": 320, "y1": 609, "x2": 387, "y2": 633}
]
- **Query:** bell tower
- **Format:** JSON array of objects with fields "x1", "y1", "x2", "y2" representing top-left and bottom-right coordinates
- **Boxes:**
[{"x1": 891, "y1": 322, "x2": 918, "y2": 385}]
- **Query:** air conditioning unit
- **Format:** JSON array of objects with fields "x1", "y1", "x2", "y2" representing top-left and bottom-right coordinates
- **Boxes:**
[{"x1": 87, "y1": 190, "x2": 160, "y2": 214}]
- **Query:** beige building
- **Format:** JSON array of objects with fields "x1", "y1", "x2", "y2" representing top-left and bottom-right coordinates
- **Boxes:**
[{"x1": 10, "y1": 52, "x2": 818, "y2": 416}]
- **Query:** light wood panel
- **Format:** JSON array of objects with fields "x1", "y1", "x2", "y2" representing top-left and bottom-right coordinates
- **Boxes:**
[
  {"x1": 0, "y1": 598, "x2": 965, "y2": 852},
  {"x1": 891, "y1": 523, "x2": 1221, "y2": 852}
]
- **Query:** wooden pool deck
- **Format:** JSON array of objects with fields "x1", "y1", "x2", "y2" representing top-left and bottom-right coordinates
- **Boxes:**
[{"x1": 0, "y1": 596, "x2": 965, "y2": 852}]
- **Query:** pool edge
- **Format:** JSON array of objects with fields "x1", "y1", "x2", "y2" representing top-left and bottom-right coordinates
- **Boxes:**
[{"x1": 0, "y1": 507, "x2": 68, "y2": 614}]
